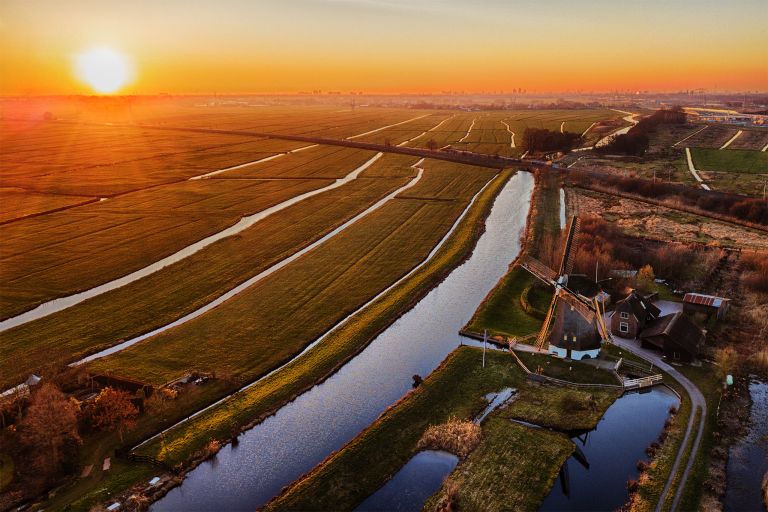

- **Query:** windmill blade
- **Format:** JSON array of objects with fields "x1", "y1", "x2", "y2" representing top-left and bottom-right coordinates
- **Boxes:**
[
  {"x1": 520, "y1": 256, "x2": 558, "y2": 286},
  {"x1": 558, "y1": 216, "x2": 581, "y2": 276},
  {"x1": 559, "y1": 290, "x2": 595, "y2": 324},
  {"x1": 535, "y1": 293, "x2": 560, "y2": 350},
  {"x1": 594, "y1": 296, "x2": 613, "y2": 343}
]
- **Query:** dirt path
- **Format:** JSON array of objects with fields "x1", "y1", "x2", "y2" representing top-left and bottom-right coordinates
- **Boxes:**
[{"x1": 612, "y1": 337, "x2": 707, "y2": 512}]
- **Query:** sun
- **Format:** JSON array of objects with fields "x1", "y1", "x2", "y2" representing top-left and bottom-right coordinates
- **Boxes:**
[{"x1": 75, "y1": 47, "x2": 133, "y2": 94}]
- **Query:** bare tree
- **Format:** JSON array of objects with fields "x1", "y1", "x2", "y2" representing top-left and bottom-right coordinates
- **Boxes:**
[
  {"x1": 19, "y1": 383, "x2": 80, "y2": 475},
  {"x1": 426, "y1": 139, "x2": 438, "y2": 151},
  {"x1": 91, "y1": 387, "x2": 139, "y2": 442}
]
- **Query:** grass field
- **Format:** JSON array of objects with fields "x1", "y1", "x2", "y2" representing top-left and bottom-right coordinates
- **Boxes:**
[
  {"x1": 0, "y1": 146, "x2": 389, "y2": 318},
  {"x1": 0, "y1": 177, "x2": 332, "y2": 318},
  {"x1": 89, "y1": 164, "x2": 496, "y2": 385},
  {"x1": 412, "y1": 110, "x2": 624, "y2": 157},
  {"x1": 690, "y1": 147, "x2": 768, "y2": 174},
  {"x1": 685, "y1": 125, "x2": 740, "y2": 149},
  {"x1": 426, "y1": 418, "x2": 574, "y2": 512},
  {"x1": 266, "y1": 346, "x2": 618, "y2": 511},
  {"x1": 727, "y1": 129, "x2": 768, "y2": 151},
  {"x1": 464, "y1": 266, "x2": 545, "y2": 339},
  {"x1": 0, "y1": 158, "x2": 423, "y2": 389},
  {"x1": 132, "y1": 169, "x2": 513, "y2": 468},
  {"x1": 0, "y1": 187, "x2": 97, "y2": 223}
]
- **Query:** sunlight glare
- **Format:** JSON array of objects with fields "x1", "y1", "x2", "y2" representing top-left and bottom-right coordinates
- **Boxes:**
[{"x1": 75, "y1": 47, "x2": 133, "y2": 94}]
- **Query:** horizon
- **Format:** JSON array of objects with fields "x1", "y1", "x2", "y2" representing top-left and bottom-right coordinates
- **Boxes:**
[{"x1": 2, "y1": 0, "x2": 767, "y2": 95}]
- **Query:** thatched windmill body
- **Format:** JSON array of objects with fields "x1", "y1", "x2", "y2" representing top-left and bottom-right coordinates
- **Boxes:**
[{"x1": 520, "y1": 216, "x2": 611, "y2": 360}]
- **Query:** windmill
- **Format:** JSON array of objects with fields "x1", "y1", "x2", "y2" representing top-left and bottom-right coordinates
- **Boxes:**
[{"x1": 520, "y1": 216, "x2": 612, "y2": 360}]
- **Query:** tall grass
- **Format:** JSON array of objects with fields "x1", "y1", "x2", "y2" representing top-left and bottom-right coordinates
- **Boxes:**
[{"x1": 417, "y1": 418, "x2": 481, "y2": 458}]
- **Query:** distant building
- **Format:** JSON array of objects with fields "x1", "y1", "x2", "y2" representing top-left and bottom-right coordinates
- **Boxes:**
[
  {"x1": 639, "y1": 312, "x2": 704, "y2": 363},
  {"x1": 610, "y1": 269, "x2": 638, "y2": 279},
  {"x1": 610, "y1": 290, "x2": 661, "y2": 338},
  {"x1": 683, "y1": 293, "x2": 730, "y2": 321}
]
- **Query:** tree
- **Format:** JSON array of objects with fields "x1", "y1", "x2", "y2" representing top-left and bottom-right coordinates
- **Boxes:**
[
  {"x1": 636, "y1": 264, "x2": 656, "y2": 293},
  {"x1": 426, "y1": 138, "x2": 438, "y2": 151},
  {"x1": 19, "y1": 383, "x2": 80, "y2": 476},
  {"x1": 91, "y1": 387, "x2": 139, "y2": 442},
  {"x1": 714, "y1": 346, "x2": 738, "y2": 382}
]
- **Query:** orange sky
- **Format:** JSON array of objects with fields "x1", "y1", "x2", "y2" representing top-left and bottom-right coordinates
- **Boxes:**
[{"x1": 1, "y1": 0, "x2": 766, "y2": 94}]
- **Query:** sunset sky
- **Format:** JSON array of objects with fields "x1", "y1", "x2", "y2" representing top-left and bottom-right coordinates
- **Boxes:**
[{"x1": 1, "y1": 0, "x2": 766, "y2": 95}]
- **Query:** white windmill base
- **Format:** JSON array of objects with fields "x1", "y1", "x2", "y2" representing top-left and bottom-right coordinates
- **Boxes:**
[{"x1": 548, "y1": 345, "x2": 601, "y2": 361}]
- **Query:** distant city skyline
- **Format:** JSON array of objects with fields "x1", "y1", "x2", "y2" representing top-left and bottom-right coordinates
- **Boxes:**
[{"x1": 1, "y1": 0, "x2": 766, "y2": 95}]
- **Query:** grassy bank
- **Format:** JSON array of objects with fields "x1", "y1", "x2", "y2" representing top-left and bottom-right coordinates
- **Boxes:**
[
  {"x1": 266, "y1": 346, "x2": 617, "y2": 511},
  {"x1": 426, "y1": 418, "x2": 574, "y2": 512},
  {"x1": 462, "y1": 170, "x2": 561, "y2": 340},
  {"x1": 671, "y1": 364, "x2": 722, "y2": 512},
  {"x1": 135, "y1": 168, "x2": 515, "y2": 467}
]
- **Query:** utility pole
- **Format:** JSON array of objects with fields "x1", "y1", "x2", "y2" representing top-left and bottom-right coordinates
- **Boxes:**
[{"x1": 483, "y1": 329, "x2": 487, "y2": 369}]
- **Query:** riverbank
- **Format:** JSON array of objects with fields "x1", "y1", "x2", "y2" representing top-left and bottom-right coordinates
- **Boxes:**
[
  {"x1": 65, "y1": 169, "x2": 519, "y2": 512},
  {"x1": 137, "y1": 169, "x2": 514, "y2": 466},
  {"x1": 265, "y1": 346, "x2": 617, "y2": 511},
  {"x1": 463, "y1": 170, "x2": 560, "y2": 342}
]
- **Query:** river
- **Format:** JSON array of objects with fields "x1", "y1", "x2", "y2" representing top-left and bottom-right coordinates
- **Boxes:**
[
  {"x1": 724, "y1": 377, "x2": 768, "y2": 511},
  {"x1": 151, "y1": 171, "x2": 535, "y2": 511},
  {"x1": 541, "y1": 386, "x2": 680, "y2": 511}
]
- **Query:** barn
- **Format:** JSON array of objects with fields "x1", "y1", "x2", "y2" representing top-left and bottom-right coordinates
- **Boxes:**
[
  {"x1": 683, "y1": 293, "x2": 730, "y2": 321},
  {"x1": 639, "y1": 312, "x2": 704, "y2": 363}
]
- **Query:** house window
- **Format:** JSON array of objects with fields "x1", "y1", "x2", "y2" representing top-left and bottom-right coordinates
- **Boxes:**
[
  {"x1": 620, "y1": 312, "x2": 630, "y2": 320},
  {"x1": 620, "y1": 322, "x2": 629, "y2": 333}
]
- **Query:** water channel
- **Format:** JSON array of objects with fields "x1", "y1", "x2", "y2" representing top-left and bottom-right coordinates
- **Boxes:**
[
  {"x1": 541, "y1": 386, "x2": 680, "y2": 511},
  {"x1": 724, "y1": 378, "x2": 768, "y2": 512},
  {"x1": 152, "y1": 171, "x2": 535, "y2": 511}
]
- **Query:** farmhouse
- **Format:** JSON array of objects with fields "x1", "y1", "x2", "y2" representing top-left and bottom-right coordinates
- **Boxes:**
[
  {"x1": 610, "y1": 290, "x2": 661, "y2": 339},
  {"x1": 683, "y1": 292, "x2": 730, "y2": 321},
  {"x1": 639, "y1": 312, "x2": 704, "y2": 363}
]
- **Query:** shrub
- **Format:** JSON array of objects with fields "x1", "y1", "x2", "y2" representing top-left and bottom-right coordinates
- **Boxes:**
[{"x1": 417, "y1": 418, "x2": 481, "y2": 458}]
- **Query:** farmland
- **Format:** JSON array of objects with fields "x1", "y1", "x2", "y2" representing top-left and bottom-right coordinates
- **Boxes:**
[
  {"x1": 690, "y1": 147, "x2": 768, "y2": 174},
  {"x1": 2, "y1": 103, "x2": 717, "y2": 512},
  {"x1": 89, "y1": 162, "x2": 497, "y2": 385},
  {"x1": 0, "y1": 162, "x2": 420, "y2": 388}
]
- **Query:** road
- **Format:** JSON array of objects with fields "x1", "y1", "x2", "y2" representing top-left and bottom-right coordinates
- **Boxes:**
[{"x1": 611, "y1": 335, "x2": 707, "y2": 512}]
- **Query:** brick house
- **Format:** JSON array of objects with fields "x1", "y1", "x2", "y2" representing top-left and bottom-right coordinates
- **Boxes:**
[{"x1": 610, "y1": 290, "x2": 661, "y2": 339}]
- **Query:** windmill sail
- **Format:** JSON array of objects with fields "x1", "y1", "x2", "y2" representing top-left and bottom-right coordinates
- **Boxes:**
[
  {"x1": 536, "y1": 293, "x2": 560, "y2": 350},
  {"x1": 558, "y1": 216, "x2": 580, "y2": 277},
  {"x1": 520, "y1": 256, "x2": 558, "y2": 286}
]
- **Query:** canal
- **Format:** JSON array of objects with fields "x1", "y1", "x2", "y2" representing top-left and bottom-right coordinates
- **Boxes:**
[{"x1": 151, "y1": 171, "x2": 535, "y2": 511}]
